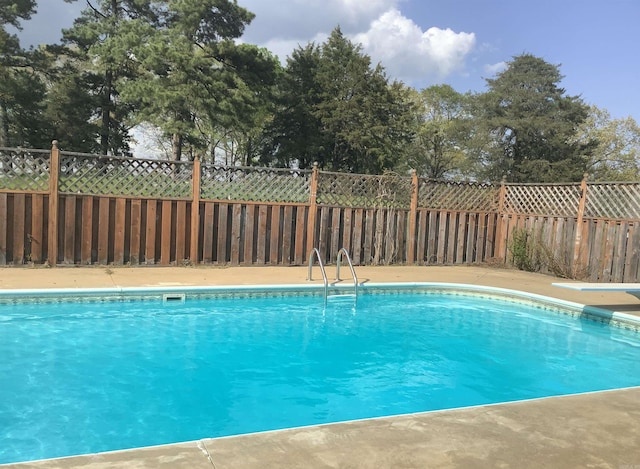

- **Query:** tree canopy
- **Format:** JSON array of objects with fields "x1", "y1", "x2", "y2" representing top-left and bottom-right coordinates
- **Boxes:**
[{"x1": 2, "y1": 3, "x2": 639, "y2": 183}]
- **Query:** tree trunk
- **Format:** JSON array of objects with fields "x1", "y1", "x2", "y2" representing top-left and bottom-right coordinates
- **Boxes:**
[
  {"x1": 171, "y1": 132, "x2": 183, "y2": 161},
  {"x1": 100, "y1": 69, "x2": 113, "y2": 155},
  {"x1": 0, "y1": 98, "x2": 9, "y2": 147}
]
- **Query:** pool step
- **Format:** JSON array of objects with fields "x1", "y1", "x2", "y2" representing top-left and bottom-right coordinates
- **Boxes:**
[{"x1": 326, "y1": 293, "x2": 357, "y2": 301}]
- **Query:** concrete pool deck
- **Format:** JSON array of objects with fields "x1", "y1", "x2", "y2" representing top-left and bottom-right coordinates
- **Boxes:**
[{"x1": 2, "y1": 264, "x2": 640, "y2": 468}]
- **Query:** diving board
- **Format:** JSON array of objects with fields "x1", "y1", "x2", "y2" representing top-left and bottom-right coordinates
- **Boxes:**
[{"x1": 553, "y1": 282, "x2": 640, "y2": 300}]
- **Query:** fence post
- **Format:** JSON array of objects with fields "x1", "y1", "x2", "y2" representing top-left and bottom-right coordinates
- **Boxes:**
[
  {"x1": 407, "y1": 170, "x2": 419, "y2": 263},
  {"x1": 494, "y1": 176, "x2": 508, "y2": 261},
  {"x1": 572, "y1": 173, "x2": 588, "y2": 275},
  {"x1": 47, "y1": 140, "x2": 60, "y2": 267},
  {"x1": 189, "y1": 156, "x2": 201, "y2": 264},
  {"x1": 306, "y1": 162, "x2": 319, "y2": 253}
]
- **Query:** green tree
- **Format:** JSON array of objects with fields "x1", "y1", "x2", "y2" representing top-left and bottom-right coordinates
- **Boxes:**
[
  {"x1": 407, "y1": 84, "x2": 470, "y2": 179},
  {"x1": 570, "y1": 106, "x2": 640, "y2": 181},
  {"x1": 61, "y1": 0, "x2": 155, "y2": 155},
  {"x1": 264, "y1": 27, "x2": 414, "y2": 173},
  {"x1": 475, "y1": 54, "x2": 592, "y2": 182},
  {"x1": 0, "y1": 0, "x2": 48, "y2": 147}
]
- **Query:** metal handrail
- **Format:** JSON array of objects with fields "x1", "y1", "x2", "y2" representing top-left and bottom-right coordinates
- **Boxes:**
[
  {"x1": 335, "y1": 248, "x2": 358, "y2": 300},
  {"x1": 307, "y1": 248, "x2": 328, "y2": 304}
]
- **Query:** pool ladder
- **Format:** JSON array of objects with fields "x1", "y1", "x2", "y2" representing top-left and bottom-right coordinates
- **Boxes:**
[{"x1": 307, "y1": 248, "x2": 359, "y2": 305}]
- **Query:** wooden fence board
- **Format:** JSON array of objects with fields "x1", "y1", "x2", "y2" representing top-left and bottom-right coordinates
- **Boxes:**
[
  {"x1": 145, "y1": 200, "x2": 157, "y2": 264},
  {"x1": 160, "y1": 200, "x2": 172, "y2": 265},
  {"x1": 612, "y1": 221, "x2": 628, "y2": 282},
  {"x1": 456, "y1": 212, "x2": 466, "y2": 263},
  {"x1": 217, "y1": 203, "x2": 228, "y2": 264},
  {"x1": 282, "y1": 205, "x2": 293, "y2": 264},
  {"x1": 466, "y1": 213, "x2": 476, "y2": 263},
  {"x1": 294, "y1": 206, "x2": 306, "y2": 264},
  {"x1": 63, "y1": 195, "x2": 75, "y2": 264},
  {"x1": 257, "y1": 205, "x2": 268, "y2": 264},
  {"x1": 437, "y1": 211, "x2": 447, "y2": 263},
  {"x1": 363, "y1": 209, "x2": 374, "y2": 264},
  {"x1": 175, "y1": 201, "x2": 187, "y2": 263},
  {"x1": 624, "y1": 224, "x2": 639, "y2": 282},
  {"x1": 269, "y1": 205, "x2": 280, "y2": 264},
  {"x1": 331, "y1": 208, "x2": 341, "y2": 261},
  {"x1": 396, "y1": 210, "x2": 406, "y2": 264},
  {"x1": 415, "y1": 210, "x2": 426, "y2": 264},
  {"x1": 352, "y1": 209, "x2": 363, "y2": 265},
  {"x1": 317, "y1": 206, "x2": 329, "y2": 261},
  {"x1": 342, "y1": 208, "x2": 352, "y2": 254},
  {"x1": 202, "y1": 202, "x2": 214, "y2": 263},
  {"x1": 30, "y1": 194, "x2": 44, "y2": 263},
  {"x1": 244, "y1": 204, "x2": 255, "y2": 264},
  {"x1": 230, "y1": 204, "x2": 242, "y2": 265},
  {"x1": 0, "y1": 193, "x2": 6, "y2": 264},
  {"x1": 12, "y1": 194, "x2": 25, "y2": 264},
  {"x1": 97, "y1": 197, "x2": 110, "y2": 264},
  {"x1": 80, "y1": 196, "x2": 93, "y2": 264},
  {"x1": 129, "y1": 199, "x2": 141, "y2": 265},
  {"x1": 427, "y1": 211, "x2": 438, "y2": 264},
  {"x1": 113, "y1": 198, "x2": 126, "y2": 265}
]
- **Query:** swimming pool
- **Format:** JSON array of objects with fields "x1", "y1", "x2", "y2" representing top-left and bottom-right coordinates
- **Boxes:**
[{"x1": 2, "y1": 283, "x2": 640, "y2": 464}]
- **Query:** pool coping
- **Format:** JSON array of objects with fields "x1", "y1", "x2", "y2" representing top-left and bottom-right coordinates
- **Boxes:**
[{"x1": 2, "y1": 281, "x2": 639, "y2": 331}]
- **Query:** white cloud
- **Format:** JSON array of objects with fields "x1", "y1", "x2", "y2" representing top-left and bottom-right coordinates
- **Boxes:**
[
  {"x1": 354, "y1": 9, "x2": 476, "y2": 83},
  {"x1": 484, "y1": 61, "x2": 507, "y2": 76}
]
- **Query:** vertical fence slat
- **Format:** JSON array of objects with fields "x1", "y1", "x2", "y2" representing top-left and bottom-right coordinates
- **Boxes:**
[
  {"x1": 202, "y1": 202, "x2": 214, "y2": 263},
  {"x1": 230, "y1": 204, "x2": 242, "y2": 265},
  {"x1": 113, "y1": 198, "x2": 126, "y2": 265},
  {"x1": 294, "y1": 206, "x2": 306, "y2": 265},
  {"x1": 363, "y1": 209, "x2": 374, "y2": 264},
  {"x1": 129, "y1": 199, "x2": 141, "y2": 265},
  {"x1": 47, "y1": 142, "x2": 60, "y2": 266},
  {"x1": 81, "y1": 196, "x2": 93, "y2": 264},
  {"x1": 256, "y1": 205, "x2": 268, "y2": 265},
  {"x1": 331, "y1": 208, "x2": 341, "y2": 261},
  {"x1": 244, "y1": 204, "x2": 255, "y2": 264},
  {"x1": 97, "y1": 197, "x2": 110, "y2": 265},
  {"x1": 145, "y1": 200, "x2": 157, "y2": 265},
  {"x1": 282, "y1": 205, "x2": 293, "y2": 264},
  {"x1": 12, "y1": 193, "x2": 25, "y2": 264},
  {"x1": 352, "y1": 209, "x2": 363, "y2": 265},
  {"x1": 29, "y1": 194, "x2": 43, "y2": 263},
  {"x1": 437, "y1": 212, "x2": 447, "y2": 263},
  {"x1": 63, "y1": 195, "x2": 75, "y2": 264},
  {"x1": 175, "y1": 201, "x2": 187, "y2": 263},
  {"x1": 0, "y1": 193, "x2": 6, "y2": 265},
  {"x1": 217, "y1": 203, "x2": 228, "y2": 264},
  {"x1": 269, "y1": 205, "x2": 280, "y2": 264},
  {"x1": 160, "y1": 200, "x2": 172, "y2": 265}
]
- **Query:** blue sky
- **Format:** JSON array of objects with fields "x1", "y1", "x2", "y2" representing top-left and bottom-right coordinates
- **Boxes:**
[{"x1": 17, "y1": 0, "x2": 640, "y2": 123}]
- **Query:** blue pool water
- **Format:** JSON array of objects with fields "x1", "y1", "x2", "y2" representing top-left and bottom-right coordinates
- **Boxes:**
[{"x1": 2, "y1": 290, "x2": 640, "y2": 464}]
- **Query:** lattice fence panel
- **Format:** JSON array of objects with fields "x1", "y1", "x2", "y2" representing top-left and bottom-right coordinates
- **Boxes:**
[
  {"x1": 200, "y1": 165, "x2": 311, "y2": 203},
  {"x1": 59, "y1": 152, "x2": 193, "y2": 198},
  {"x1": 503, "y1": 184, "x2": 581, "y2": 217},
  {"x1": 417, "y1": 179, "x2": 498, "y2": 211},
  {"x1": 585, "y1": 183, "x2": 640, "y2": 219},
  {"x1": 317, "y1": 171, "x2": 413, "y2": 208},
  {"x1": 0, "y1": 147, "x2": 50, "y2": 192}
]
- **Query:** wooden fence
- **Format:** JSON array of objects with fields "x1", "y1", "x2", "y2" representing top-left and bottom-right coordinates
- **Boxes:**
[{"x1": 1, "y1": 143, "x2": 640, "y2": 282}]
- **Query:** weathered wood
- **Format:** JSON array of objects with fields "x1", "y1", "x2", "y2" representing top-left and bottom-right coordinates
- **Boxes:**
[
  {"x1": 243, "y1": 204, "x2": 255, "y2": 264},
  {"x1": 282, "y1": 205, "x2": 293, "y2": 264},
  {"x1": 437, "y1": 211, "x2": 447, "y2": 263},
  {"x1": 294, "y1": 206, "x2": 306, "y2": 264},
  {"x1": 342, "y1": 208, "x2": 352, "y2": 254},
  {"x1": 427, "y1": 211, "x2": 438, "y2": 264},
  {"x1": 113, "y1": 198, "x2": 126, "y2": 265},
  {"x1": 456, "y1": 212, "x2": 466, "y2": 263},
  {"x1": 160, "y1": 200, "x2": 172, "y2": 265},
  {"x1": 145, "y1": 200, "x2": 157, "y2": 264},
  {"x1": 306, "y1": 163, "x2": 319, "y2": 252},
  {"x1": 97, "y1": 197, "x2": 110, "y2": 264},
  {"x1": 373, "y1": 209, "x2": 385, "y2": 264},
  {"x1": 63, "y1": 195, "x2": 76, "y2": 264},
  {"x1": 407, "y1": 170, "x2": 418, "y2": 263},
  {"x1": 230, "y1": 204, "x2": 242, "y2": 265},
  {"x1": 396, "y1": 210, "x2": 406, "y2": 264},
  {"x1": 189, "y1": 157, "x2": 201, "y2": 264},
  {"x1": 352, "y1": 209, "x2": 363, "y2": 264},
  {"x1": 175, "y1": 201, "x2": 187, "y2": 263},
  {"x1": 217, "y1": 203, "x2": 228, "y2": 264},
  {"x1": 47, "y1": 142, "x2": 60, "y2": 266},
  {"x1": 257, "y1": 205, "x2": 268, "y2": 264},
  {"x1": 30, "y1": 194, "x2": 44, "y2": 262},
  {"x1": 466, "y1": 213, "x2": 476, "y2": 263},
  {"x1": 79, "y1": 196, "x2": 93, "y2": 264},
  {"x1": 330, "y1": 208, "x2": 341, "y2": 261},
  {"x1": 269, "y1": 205, "x2": 280, "y2": 264},
  {"x1": 12, "y1": 193, "x2": 25, "y2": 264},
  {"x1": 129, "y1": 199, "x2": 141, "y2": 265},
  {"x1": 318, "y1": 206, "x2": 329, "y2": 262},
  {"x1": 416, "y1": 210, "x2": 427, "y2": 264},
  {"x1": 0, "y1": 193, "x2": 7, "y2": 265},
  {"x1": 612, "y1": 221, "x2": 628, "y2": 282},
  {"x1": 360, "y1": 209, "x2": 371, "y2": 264},
  {"x1": 202, "y1": 202, "x2": 214, "y2": 263}
]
